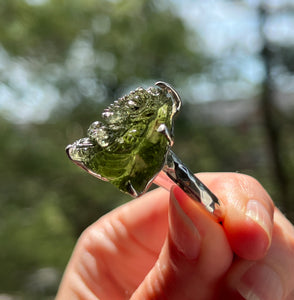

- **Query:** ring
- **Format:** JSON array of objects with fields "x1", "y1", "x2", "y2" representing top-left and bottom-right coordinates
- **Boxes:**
[{"x1": 66, "y1": 82, "x2": 222, "y2": 219}]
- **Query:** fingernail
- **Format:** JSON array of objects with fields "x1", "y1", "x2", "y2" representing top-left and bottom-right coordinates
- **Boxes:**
[
  {"x1": 237, "y1": 264, "x2": 283, "y2": 300},
  {"x1": 246, "y1": 200, "x2": 272, "y2": 239},
  {"x1": 169, "y1": 186, "x2": 201, "y2": 260}
]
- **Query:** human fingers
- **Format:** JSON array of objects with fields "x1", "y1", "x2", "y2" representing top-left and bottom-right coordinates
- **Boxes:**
[
  {"x1": 225, "y1": 208, "x2": 294, "y2": 300},
  {"x1": 131, "y1": 185, "x2": 233, "y2": 300},
  {"x1": 56, "y1": 188, "x2": 170, "y2": 300},
  {"x1": 155, "y1": 172, "x2": 275, "y2": 260},
  {"x1": 197, "y1": 173, "x2": 275, "y2": 260}
]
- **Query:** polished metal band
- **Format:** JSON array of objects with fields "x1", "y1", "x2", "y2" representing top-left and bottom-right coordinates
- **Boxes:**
[{"x1": 162, "y1": 150, "x2": 222, "y2": 218}]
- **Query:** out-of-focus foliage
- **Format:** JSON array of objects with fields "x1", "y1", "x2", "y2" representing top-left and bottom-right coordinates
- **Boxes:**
[
  {"x1": 0, "y1": 0, "x2": 205, "y2": 298},
  {"x1": 0, "y1": 0, "x2": 202, "y2": 102},
  {"x1": 0, "y1": 0, "x2": 294, "y2": 299}
]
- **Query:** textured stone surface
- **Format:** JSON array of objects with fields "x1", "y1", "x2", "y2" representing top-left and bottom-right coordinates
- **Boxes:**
[{"x1": 67, "y1": 85, "x2": 179, "y2": 196}]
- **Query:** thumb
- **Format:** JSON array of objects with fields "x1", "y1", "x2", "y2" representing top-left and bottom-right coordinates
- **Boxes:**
[{"x1": 131, "y1": 186, "x2": 232, "y2": 300}]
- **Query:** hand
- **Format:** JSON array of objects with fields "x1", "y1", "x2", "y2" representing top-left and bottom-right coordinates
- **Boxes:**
[{"x1": 56, "y1": 173, "x2": 294, "y2": 300}]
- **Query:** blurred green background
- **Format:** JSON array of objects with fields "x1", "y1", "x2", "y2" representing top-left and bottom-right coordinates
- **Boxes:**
[{"x1": 0, "y1": 0, "x2": 294, "y2": 298}]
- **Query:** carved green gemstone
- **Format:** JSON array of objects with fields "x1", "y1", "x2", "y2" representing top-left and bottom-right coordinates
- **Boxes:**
[{"x1": 66, "y1": 83, "x2": 180, "y2": 196}]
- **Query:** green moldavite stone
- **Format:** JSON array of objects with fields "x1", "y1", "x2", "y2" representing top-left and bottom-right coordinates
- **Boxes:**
[{"x1": 67, "y1": 84, "x2": 179, "y2": 196}]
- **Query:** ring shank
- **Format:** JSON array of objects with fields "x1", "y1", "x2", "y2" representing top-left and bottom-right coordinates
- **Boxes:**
[{"x1": 153, "y1": 150, "x2": 223, "y2": 220}]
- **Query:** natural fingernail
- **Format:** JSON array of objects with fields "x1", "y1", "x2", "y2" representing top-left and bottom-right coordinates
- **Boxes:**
[
  {"x1": 246, "y1": 200, "x2": 272, "y2": 239},
  {"x1": 169, "y1": 186, "x2": 201, "y2": 260},
  {"x1": 237, "y1": 264, "x2": 283, "y2": 300}
]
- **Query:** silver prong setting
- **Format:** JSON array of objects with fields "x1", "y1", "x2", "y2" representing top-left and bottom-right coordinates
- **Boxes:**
[
  {"x1": 157, "y1": 123, "x2": 174, "y2": 146},
  {"x1": 155, "y1": 81, "x2": 182, "y2": 114}
]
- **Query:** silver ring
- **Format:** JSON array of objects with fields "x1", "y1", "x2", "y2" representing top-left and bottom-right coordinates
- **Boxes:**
[{"x1": 66, "y1": 82, "x2": 222, "y2": 219}]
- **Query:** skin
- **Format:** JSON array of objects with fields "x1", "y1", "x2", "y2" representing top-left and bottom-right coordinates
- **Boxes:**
[{"x1": 56, "y1": 173, "x2": 294, "y2": 300}]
